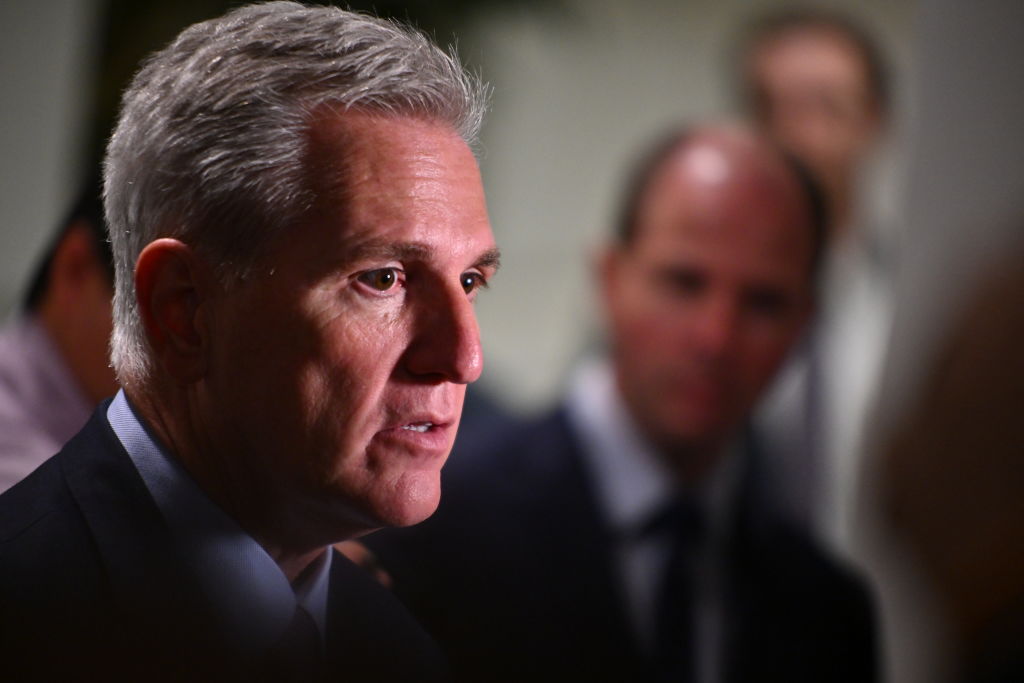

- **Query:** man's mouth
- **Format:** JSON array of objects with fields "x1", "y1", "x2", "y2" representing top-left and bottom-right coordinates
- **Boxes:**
[{"x1": 400, "y1": 422, "x2": 434, "y2": 433}]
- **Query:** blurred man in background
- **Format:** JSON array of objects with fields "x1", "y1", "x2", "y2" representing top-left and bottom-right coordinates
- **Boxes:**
[
  {"x1": 740, "y1": 10, "x2": 888, "y2": 237},
  {"x1": 368, "y1": 124, "x2": 876, "y2": 683},
  {"x1": 738, "y1": 9, "x2": 895, "y2": 542},
  {"x1": 0, "y1": 180, "x2": 118, "y2": 492}
]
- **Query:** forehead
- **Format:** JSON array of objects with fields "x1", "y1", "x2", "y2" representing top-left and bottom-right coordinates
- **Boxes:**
[
  {"x1": 633, "y1": 141, "x2": 813, "y2": 273},
  {"x1": 750, "y1": 27, "x2": 870, "y2": 91},
  {"x1": 293, "y1": 109, "x2": 491, "y2": 263},
  {"x1": 305, "y1": 109, "x2": 481, "y2": 207}
]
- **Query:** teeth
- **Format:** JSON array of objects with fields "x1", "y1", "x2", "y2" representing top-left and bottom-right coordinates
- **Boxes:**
[{"x1": 401, "y1": 423, "x2": 433, "y2": 433}]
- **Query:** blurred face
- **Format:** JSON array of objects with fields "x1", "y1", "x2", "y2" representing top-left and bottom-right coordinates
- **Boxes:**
[
  {"x1": 747, "y1": 27, "x2": 881, "y2": 185},
  {"x1": 200, "y1": 112, "x2": 497, "y2": 539},
  {"x1": 51, "y1": 221, "x2": 119, "y2": 402},
  {"x1": 603, "y1": 137, "x2": 813, "y2": 465}
]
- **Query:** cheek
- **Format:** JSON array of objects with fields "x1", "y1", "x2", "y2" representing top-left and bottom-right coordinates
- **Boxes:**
[
  {"x1": 302, "y1": 318, "x2": 415, "y2": 471},
  {"x1": 616, "y1": 310, "x2": 671, "y2": 370},
  {"x1": 614, "y1": 286, "x2": 685, "y2": 352},
  {"x1": 738, "y1": 328, "x2": 798, "y2": 391}
]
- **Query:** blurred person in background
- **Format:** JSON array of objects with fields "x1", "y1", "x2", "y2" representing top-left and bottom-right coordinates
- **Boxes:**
[
  {"x1": 368, "y1": 124, "x2": 877, "y2": 683},
  {"x1": 738, "y1": 8, "x2": 896, "y2": 543},
  {"x1": 0, "y1": 178, "x2": 118, "y2": 492}
]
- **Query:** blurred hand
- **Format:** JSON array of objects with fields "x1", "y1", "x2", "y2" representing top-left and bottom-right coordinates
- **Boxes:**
[{"x1": 334, "y1": 540, "x2": 393, "y2": 589}]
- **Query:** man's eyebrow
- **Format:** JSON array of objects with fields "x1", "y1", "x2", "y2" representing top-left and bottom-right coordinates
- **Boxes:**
[
  {"x1": 342, "y1": 241, "x2": 501, "y2": 272},
  {"x1": 473, "y1": 248, "x2": 502, "y2": 272},
  {"x1": 343, "y1": 241, "x2": 432, "y2": 263}
]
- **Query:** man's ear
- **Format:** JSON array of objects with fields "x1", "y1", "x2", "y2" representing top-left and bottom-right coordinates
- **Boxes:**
[
  {"x1": 789, "y1": 293, "x2": 817, "y2": 346},
  {"x1": 596, "y1": 244, "x2": 625, "y2": 314},
  {"x1": 134, "y1": 238, "x2": 214, "y2": 383}
]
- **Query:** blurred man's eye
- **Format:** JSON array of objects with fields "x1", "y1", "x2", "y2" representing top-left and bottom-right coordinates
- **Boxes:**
[
  {"x1": 657, "y1": 267, "x2": 705, "y2": 297},
  {"x1": 745, "y1": 287, "x2": 790, "y2": 318},
  {"x1": 358, "y1": 268, "x2": 402, "y2": 292}
]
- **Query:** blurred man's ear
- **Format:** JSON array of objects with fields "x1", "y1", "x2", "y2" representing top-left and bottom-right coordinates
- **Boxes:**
[
  {"x1": 134, "y1": 239, "x2": 212, "y2": 383},
  {"x1": 784, "y1": 293, "x2": 817, "y2": 356},
  {"x1": 48, "y1": 222, "x2": 107, "y2": 300},
  {"x1": 596, "y1": 244, "x2": 624, "y2": 307}
]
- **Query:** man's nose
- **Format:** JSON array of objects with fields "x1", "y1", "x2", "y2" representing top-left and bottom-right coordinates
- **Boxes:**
[
  {"x1": 403, "y1": 283, "x2": 483, "y2": 384},
  {"x1": 690, "y1": 295, "x2": 739, "y2": 361}
]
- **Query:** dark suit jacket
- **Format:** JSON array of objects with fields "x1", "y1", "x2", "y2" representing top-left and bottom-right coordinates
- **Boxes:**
[
  {"x1": 0, "y1": 403, "x2": 448, "y2": 682},
  {"x1": 367, "y1": 409, "x2": 877, "y2": 683}
]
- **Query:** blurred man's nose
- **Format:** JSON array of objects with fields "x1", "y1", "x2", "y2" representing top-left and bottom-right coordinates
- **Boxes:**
[
  {"x1": 690, "y1": 294, "x2": 740, "y2": 362},
  {"x1": 404, "y1": 283, "x2": 483, "y2": 384}
]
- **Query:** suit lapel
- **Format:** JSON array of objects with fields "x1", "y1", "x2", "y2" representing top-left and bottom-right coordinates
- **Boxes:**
[
  {"x1": 59, "y1": 404, "x2": 224, "y2": 664},
  {"x1": 720, "y1": 442, "x2": 814, "y2": 682},
  {"x1": 521, "y1": 410, "x2": 647, "y2": 675}
]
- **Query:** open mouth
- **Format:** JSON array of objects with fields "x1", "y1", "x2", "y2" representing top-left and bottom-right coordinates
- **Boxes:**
[{"x1": 400, "y1": 422, "x2": 434, "y2": 433}]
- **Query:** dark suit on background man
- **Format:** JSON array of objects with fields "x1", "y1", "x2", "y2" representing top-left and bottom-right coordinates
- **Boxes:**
[
  {"x1": 369, "y1": 399, "x2": 874, "y2": 683},
  {"x1": 368, "y1": 126, "x2": 878, "y2": 681}
]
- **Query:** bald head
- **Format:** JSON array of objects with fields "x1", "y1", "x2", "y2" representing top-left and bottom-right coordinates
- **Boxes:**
[
  {"x1": 601, "y1": 125, "x2": 818, "y2": 479},
  {"x1": 617, "y1": 126, "x2": 826, "y2": 276}
]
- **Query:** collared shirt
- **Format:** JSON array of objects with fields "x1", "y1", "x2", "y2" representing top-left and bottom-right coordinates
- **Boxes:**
[
  {"x1": 565, "y1": 357, "x2": 740, "y2": 683},
  {"x1": 0, "y1": 315, "x2": 92, "y2": 493},
  {"x1": 106, "y1": 390, "x2": 331, "y2": 653}
]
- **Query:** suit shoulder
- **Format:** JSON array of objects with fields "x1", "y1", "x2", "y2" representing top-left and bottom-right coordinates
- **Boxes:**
[
  {"x1": 0, "y1": 406, "x2": 115, "y2": 545},
  {"x1": 769, "y1": 522, "x2": 872, "y2": 596},
  {"x1": 0, "y1": 453, "x2": 76, "y2": 543}
]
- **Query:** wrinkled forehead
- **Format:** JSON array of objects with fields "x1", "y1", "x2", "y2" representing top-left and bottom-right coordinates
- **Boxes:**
[
  {"x1": 303, "y1": 107, "x2": 471, "y2": 198},
  {"x1": 253, "y1": 108, "x2": 492, "y2": 273}
]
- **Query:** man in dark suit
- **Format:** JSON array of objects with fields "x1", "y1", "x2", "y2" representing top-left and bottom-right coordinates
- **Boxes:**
[
  {"x1": 0, "y1": 3, "x2": 499, "y2": 680},
  {"x1": 368, "y1": 125, "x2": 877, "y2": 682}
]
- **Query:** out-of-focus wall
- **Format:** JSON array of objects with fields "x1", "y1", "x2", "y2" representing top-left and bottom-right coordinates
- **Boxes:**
[
  {"x1": 463, "y1": 0, "x2": 915, "y2": 412},
  {"x1": 0, "y1": 0, "x2": 100, "y2": 317}
]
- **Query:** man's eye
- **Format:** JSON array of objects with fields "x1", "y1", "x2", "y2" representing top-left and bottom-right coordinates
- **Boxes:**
[
  {"x1": 658, "y1": 268, "x2": 704, "y2": 297},
  {"x1": 745, "y1": 288, "x2": 789, "y2": 318},
  {"x1": 461, "y1": 272, "x2": 487, "y2": 294},
  {"x1": 358, "y1": 268, "x2": 401, "y2": 292}
]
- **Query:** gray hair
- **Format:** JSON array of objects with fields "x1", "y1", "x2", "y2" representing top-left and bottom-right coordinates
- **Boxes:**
[{"x1": 104, "y1": 1, "x2": 488, "y2": 385}]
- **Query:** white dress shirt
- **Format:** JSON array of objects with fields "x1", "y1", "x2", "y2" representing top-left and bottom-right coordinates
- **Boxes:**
[{"x1": 565, "y1": 357, "x2": 741, "y2": 683}]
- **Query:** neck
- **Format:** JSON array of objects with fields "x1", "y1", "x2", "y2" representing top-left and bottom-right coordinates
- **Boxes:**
[
  {"x1": 655, "y1": 439, "x2": 724, "y2": 488},
  {"x1": 821, "y1": 166, "x2": 857, "y2": 241},
  {"x1": 124, "y1": 384, "x2": 337, "y2": 582}
]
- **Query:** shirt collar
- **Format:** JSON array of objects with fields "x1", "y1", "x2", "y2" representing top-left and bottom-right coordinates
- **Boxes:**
[
  {"x1": 106, "y1": 389, "x2": 332, "y2": 651},
  {"x1": 565, "y1": 357, "x2": 741, "y2": 540}
]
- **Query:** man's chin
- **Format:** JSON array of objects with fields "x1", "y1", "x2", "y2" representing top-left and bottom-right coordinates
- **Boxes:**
[
  {"x1": 371, "y1": 479, "x2": 443, "y2": 529},
  {"x1": 651, "y1": 415, "x2": 735, "y2": 457}
]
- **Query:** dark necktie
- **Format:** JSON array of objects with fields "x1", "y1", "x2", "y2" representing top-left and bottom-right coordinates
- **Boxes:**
[
  {"x1": 265, "y1": 605, "x2": 324, "y2": 682},
  {"x1": 645, "y1": 498, "x2": 705, "y2": 683}
]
